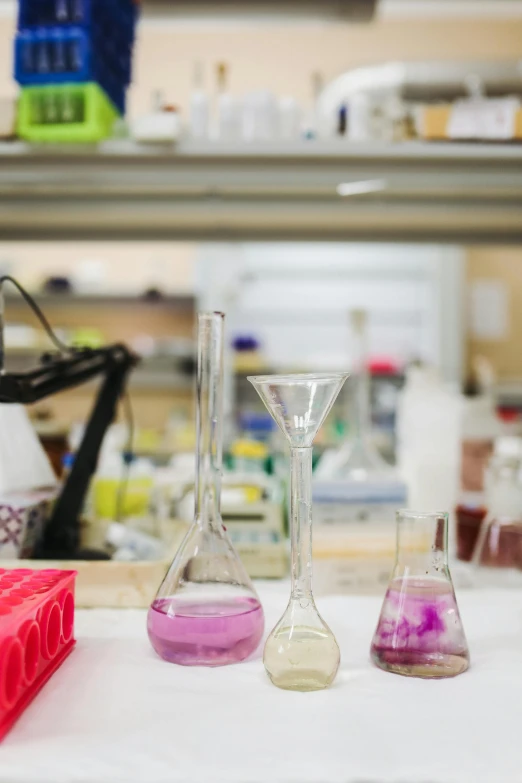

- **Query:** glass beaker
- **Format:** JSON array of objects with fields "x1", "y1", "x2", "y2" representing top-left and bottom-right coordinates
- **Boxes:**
[
  {"x1": 249, "y1": 372, "x2": 348, "y2": 691},
  {"x1": 371, "y1": 510, "x2": 469, "y2": 678},
  {"x1": 147, "y1": 312, "x2": 264, "y2": 666}
]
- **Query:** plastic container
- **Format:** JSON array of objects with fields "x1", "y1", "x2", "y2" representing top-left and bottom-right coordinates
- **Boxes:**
[
  {"x1": 14, "y1": 0, "x2": 138, "y2": 119},
  {"x1": 15, "y1": 27, "x2": 130, "y2": 112},
  {"x1": 17, "y1": 82, "x2": 119, "y2": 142},
  {"x1": 106, "y1": 522, "x2": 164, "y2": 561},
  {"x1": 0, "y1": 568, "x2": 76, "y2": 740},
  {"x1": 17, "y1": 0, "x2": 138, "y2": 42},
  {"x1": 0, "y1": 488, "x2": 57, "y2": 560},
  {"x1": 94, "y1": 457, "x2": 154, "y2": 520},
  {"x1": 396, "y1": 366, "x2": 462, "y2": 548}
]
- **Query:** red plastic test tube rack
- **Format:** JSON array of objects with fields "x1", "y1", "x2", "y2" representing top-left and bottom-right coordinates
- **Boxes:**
[{"x1": 0, "y1": 568, "x2": 76, "y2": 740}]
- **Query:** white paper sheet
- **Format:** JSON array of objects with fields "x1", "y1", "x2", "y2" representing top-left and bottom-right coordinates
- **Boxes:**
[{"x1": 2, "y1": 584, "x2": 522, "y2": 783}]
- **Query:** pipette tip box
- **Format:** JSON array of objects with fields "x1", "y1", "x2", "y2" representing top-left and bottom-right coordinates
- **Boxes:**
[{"x1": 0, "y1": 568, "x2": 76, "y2": 741}]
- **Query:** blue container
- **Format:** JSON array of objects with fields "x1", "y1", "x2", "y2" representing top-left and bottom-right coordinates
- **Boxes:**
[
  {"x1": 17, "y1": 0, "x2": 138, "y2": 42},
  {"x1": 15, "y1": 26, "x2": 129, "y2": 111},
  {"x1": 15, "y1": 0, "x2": 137, "y2": 115}
]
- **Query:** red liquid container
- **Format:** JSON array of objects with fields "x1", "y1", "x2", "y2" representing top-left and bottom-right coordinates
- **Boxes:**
[
  {"x1": 456, "y1": 501, "x2": 487, "y2": 562},
  {"x1": 0, "y1": 568, "x2": 76, "y2": 740}
]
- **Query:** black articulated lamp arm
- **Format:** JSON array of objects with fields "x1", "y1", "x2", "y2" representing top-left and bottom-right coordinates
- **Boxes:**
[
  {"x1": 0, "y1": 275, "x2": 140, "y2": 560},
  {"x1": 0, "y1": 344, "x2": 139, "y2": 559},
  {"x1": 40, "y1": 345, "x2": 138, "y2": 558}
]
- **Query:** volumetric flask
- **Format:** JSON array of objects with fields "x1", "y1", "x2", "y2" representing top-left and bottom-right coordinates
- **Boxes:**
[
  {"x1": 249, "y1": 372, "x2": 348, "y2": 691},
  {"x1": 148, "y1": 312, "x2": 264, "y2": 666},
  {"x1": 371, "y1": 510, "x2": 469, "y2": 678}
]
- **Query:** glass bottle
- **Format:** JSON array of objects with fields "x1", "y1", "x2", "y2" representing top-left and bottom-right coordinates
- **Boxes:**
[
  {"x1": 147, "y1": 312, "x2": 264, "y2": 666},
  {"x1": 371, "y1": 510, "x2": 469, "y2": 678},
  {"x1": 473, "y1": 448, "x2": 522, "y2": 569},
  {"x1": 249, "y1": 372, "x2": 348, "y2": 691}
]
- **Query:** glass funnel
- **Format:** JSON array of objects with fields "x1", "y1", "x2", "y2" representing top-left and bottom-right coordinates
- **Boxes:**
[
  {"x1": 371, "y1": 510, "x2": 469, "y2": 678},
  {"x1": 147, "y1": 312, "x2": 264, "y2": 666},
  {"x1": 248, "y1": 372, "x2": 348, "y2": 691}
]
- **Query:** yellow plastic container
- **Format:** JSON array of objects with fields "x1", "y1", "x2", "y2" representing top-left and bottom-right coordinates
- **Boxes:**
[{"x1": 93, "y1": 476, "x2": 153, "y2": 520}]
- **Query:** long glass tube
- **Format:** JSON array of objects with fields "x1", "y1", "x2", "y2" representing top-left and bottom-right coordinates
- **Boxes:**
[
  {"x1": 194, "y1": 311, "x2": 223, "y2": 527},
  {"x1": 290, "y1": 446, "x2": 313, "y2": 602}
]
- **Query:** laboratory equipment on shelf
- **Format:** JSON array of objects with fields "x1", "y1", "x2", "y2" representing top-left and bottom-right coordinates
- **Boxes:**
[
  {"x1": 189, "y1": 61, "x2": 209, "y2": 140},
  {"x1": 472, "y1": 440, "x2": 522, "y2": 571},
  {"x1": 249, "y1": 372, "x2": 348, "y2": 691},
  {"x1": 396, "y1": 365, "x2": 461, "y2": 526},
  {"x1": 314, "y1": 310, "x2": 407, "y2": 526},
  {"x1": 147, "y1": 312, "x2": 264, "y2": 666},
  {"x1": 132, "y1": 92, "x2": 181, "y2": 144},
  {"x1": 371, "y1": 510, "x2": 469, "y2": 679},
  {"x1": 318, "y1": 61, "x2": 522, "y2": 141},
  {"x1": 215, "y1": 62, "x2": 240, "y2": 141},
  {"x1": 15, "y1": 0, "x2": 139, "y2": 142}
]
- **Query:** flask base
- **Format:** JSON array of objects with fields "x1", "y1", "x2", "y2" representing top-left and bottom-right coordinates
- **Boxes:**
[
  {"x1": 263, "y1": 624, "x2": 340, "y2": 691},
  {"x1": 266, "y1": 670, "x2": 335, "y2": 692},
  {"x1": 371, "y1": 647, "x2": 469, "y2": 678}
]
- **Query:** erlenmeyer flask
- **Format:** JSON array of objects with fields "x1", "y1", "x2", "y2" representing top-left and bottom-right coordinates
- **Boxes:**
[
  {"x1": 249, "y1": 373, "x2": 348, "y2": 691},
  {"x1": 315, "y1": 309, "x2": 390, "y2": 482},
  {"x1": 371, "y1": 510, "x2": 469, "y2": 678},
  {"x1": 147, "y1": 312, "x2": 264, "y2": 666}
]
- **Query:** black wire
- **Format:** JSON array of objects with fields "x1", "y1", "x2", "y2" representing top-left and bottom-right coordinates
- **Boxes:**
[{"x1": 0, "y1": 275, "x2": 73, "y2": 356}]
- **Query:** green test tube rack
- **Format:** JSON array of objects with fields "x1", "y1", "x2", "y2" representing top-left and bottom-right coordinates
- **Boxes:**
[{"x1": 17, "y1": 82, "x2": 119, "y2": 143}]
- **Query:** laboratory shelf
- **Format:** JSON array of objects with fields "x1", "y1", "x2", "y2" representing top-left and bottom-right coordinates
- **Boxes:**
[
  {"x1": 3, "y1": 292, "x2": 194, "y2": 308},
  {"x1": 0, "y1": 139, "x2": 521, "y2": 242}
]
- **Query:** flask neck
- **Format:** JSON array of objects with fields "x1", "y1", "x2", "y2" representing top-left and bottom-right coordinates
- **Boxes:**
[
  {"x1": 290, "y1": 446, "x2": 314, "y2": 600},
  {"x1": 394, "y1": 511, "x2": 449, "y2": 577},
  {"x1": 195, "y1": 312, "x2": 224, "y2": 527}
]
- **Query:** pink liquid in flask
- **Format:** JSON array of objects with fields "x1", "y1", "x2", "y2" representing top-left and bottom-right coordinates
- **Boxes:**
[
  {"x1": 371, "y1": 577, "x2": 469, "y2": 678},
  {"x1": 147, "y1": 595, "x2": 264, "y2": 666}
]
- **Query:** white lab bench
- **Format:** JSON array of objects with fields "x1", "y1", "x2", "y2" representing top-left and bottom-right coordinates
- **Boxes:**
[{"x1": 1, "y1": 581, "x2": 521, "y2": 783}]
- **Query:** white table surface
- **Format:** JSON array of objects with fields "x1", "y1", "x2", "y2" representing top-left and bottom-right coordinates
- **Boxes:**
[{"x1": 2, "y1": 582, "x2": 522, "y2": 783}]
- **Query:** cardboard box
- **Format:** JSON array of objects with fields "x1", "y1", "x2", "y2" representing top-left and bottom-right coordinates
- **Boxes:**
[{"x1": 421, "y1": 103, "x2": 522, "y2": 141}]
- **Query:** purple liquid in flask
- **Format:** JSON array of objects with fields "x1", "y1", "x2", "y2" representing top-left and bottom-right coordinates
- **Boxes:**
[
  {"x1": 371, "y1": 510, "x2": 469, "y2": 678},
  {"x1": 148, "y1": 595, "x2": 264, "y2": 666},
  {"x1": 147, "y1": 312, "x2": 264, "y2": 667}
]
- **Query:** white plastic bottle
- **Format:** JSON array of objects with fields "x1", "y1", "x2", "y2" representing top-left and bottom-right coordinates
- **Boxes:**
[
  {"x1": 189, "y1": 61, "x2": 209, "y2": 140},
  {"x1": 396, "y1": 365, "x2": 462, "y2": 551},
  {"x1": 215, "y1": 61, "x2": 240, "y2": 141}
]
